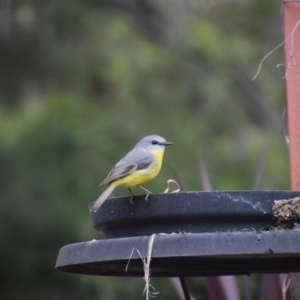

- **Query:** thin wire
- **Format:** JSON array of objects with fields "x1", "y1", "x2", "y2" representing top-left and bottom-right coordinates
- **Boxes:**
[{"x1": 179, "y1": 277, "x2": 191, "y2": 300}]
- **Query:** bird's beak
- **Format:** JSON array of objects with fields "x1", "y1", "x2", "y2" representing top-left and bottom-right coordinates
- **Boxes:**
[{"x1": 160, "y1": 141, "x2": 173, "y2": 146}]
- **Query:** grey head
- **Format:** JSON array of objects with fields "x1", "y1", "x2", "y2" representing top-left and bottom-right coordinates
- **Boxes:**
[{"x1": 134, "y1": 135, "x2": 172, "y2": 151}]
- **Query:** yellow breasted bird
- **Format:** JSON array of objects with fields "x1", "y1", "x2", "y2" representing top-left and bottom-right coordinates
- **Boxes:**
[{"x1": 90, "y1": 135, "x2": 172, "y2": 212}]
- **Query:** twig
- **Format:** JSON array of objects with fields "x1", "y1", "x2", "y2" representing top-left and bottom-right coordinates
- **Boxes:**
[
  {"x1": 164, "y1": 179, "x2": 181, "y2": 193},
  {"x1": 252, "y1": 19, "x2": 300, "y2": 80},
  {"x1": 198, "y1": 153, "x2": 212, "y2": 191},
  {"x1": 143, "y1": 234, "x2": 158, "y2": 300},
  {"x1": 282, "y1": 274, "x2": 291, "y2": 300},
  {"x1": 125, "y1": 247, "x2": 140, "y2": 272},
  {"x1": 252, "y1": 39, "x2": 287, "y2": 80},
  {"x1": 251, "y1": 141, "x2": 268, "y2": 190},
  {"x1": 279, "y1": 108, "x2": 289, "y2": 147},
  {"x1": 126, "y1": 234, "x2": 159, "y2": 300}
]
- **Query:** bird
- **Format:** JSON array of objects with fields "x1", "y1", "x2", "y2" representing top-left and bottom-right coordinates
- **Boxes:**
[{"x1": 90, "y1": 135, "x2": 172, "y2": 212}]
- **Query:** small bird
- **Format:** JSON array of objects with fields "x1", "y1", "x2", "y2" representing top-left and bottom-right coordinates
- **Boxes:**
[{"x1": 90, "y1": 135, "x2": 172, "y2": 212}]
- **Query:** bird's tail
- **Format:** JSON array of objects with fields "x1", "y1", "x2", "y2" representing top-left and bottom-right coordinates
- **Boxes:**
[{"x1": 90, "y1": 185, "x2": 115, "y2": 212}]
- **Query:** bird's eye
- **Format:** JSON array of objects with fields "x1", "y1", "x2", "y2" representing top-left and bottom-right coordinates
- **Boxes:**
[{"x1": 152, "y1": 140, "x2": 158, "y2": 145}]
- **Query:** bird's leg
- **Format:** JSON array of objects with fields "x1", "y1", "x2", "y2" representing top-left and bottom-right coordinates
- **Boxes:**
[
  {"x1": 138, "y1": 186, "x2": 152, "y2": 202},
  {"x1": 128, "y1": 188, "x2": 135, "y2": 204}
]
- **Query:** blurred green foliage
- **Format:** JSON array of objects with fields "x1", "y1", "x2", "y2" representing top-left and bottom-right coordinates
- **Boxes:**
[{"x1": 0, "y1": 0, "x2": 290, "y2": 299}]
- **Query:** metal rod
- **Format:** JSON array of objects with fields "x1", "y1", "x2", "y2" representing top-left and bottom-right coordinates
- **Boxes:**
[
  {"x1": 179, "y1": 277, "x2": 191, "y2": 300},
  {"x1": 284, "y1": 2, "x2": 300, "y2": 190},
  {"x1": 284, "y1": 1, "x2": 300, "y2": 299}
]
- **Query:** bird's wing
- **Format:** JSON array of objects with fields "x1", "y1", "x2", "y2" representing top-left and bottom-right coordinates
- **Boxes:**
[
  {"x1": 99, "y1": 163, "x2": 138, "y2": 186},
  {"x1": 99, "y1": 149, "x2": 154, "y2": 186}
]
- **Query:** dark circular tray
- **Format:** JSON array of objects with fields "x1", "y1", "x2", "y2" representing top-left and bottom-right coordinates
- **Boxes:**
[
  {"x1": 89, "y1": 191, "x2": 300, "y2": 238},
  {"x1": 56, "y1": 191, "x2": 300, "y2": 277},
  {"x1": 56, "y1": 231, "x2": 300, "y2": 277}
]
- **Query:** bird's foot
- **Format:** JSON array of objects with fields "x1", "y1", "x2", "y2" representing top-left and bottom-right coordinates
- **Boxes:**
[
  {"x1": 138, "y1": 186, "x2": 152, "y2": 202},
  {"x1": 144, "y1": 192, "x2": 152, "y2": 202},
  {"x1": 128, "y1": 188, "x2": 135, "y2": 205},
  {"x1": 130, "y1": 194, "x2": 134, "y2": 205}
]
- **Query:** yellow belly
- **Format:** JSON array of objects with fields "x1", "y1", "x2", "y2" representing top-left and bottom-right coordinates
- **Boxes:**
[{"x1": 110, "y1": 150, "x2": 164, "y2": 188}]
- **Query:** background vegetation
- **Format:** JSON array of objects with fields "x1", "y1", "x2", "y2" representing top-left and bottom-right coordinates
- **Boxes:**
[{"x1": 0, "y1": 0, "x2": 290, "y2": 299}]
